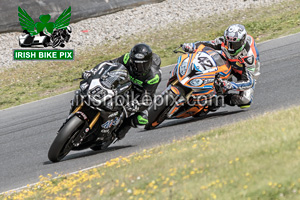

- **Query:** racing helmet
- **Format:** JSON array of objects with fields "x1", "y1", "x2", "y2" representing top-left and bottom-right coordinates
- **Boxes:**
[
  {"x1": 129, "y1": 43, "x2": 153, "y2": 77},
  {"x1": 224, "y1": 24, "x2": 247, "y2": 56},
  {"x1": 66, "y1": 26, "x2": 72, "y2": 34}
]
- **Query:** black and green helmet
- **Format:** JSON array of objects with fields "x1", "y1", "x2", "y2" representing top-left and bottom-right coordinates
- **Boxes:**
[{"x1": 129, "y1": 43, "x2": 153, "y2": 77}]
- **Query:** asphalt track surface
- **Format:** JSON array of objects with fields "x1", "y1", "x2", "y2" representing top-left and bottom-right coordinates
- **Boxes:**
[{"x1": 1, "y1": 33, "x2": 300, "y2": 193}]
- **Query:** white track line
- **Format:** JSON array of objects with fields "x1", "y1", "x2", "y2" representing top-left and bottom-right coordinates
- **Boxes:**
[{"x1": 1, "y1": 162, "x2": 106, "y2": 195}]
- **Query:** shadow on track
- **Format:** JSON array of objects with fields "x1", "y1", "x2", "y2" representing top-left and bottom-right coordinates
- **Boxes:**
[
  {"x1": 44, "y1": 145, "x2": 134, "y2": 164},
  {"x1": 143, "y1": 109, "x2": 245, "y2": 131}
]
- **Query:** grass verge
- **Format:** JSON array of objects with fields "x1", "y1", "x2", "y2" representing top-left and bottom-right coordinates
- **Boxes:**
[
  {"x1": 1, "y1": 0, "x2": 300, "y2": 110},
  {"x1": 2, "y1": 106, "x2": 300, "y2": 199}
]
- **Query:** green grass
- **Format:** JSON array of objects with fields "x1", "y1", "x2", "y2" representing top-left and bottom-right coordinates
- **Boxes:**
[
  {"x1": 2, "y1": 106, "x2": 300, "y2": 199},
  {"x1": 1, "y1": 0, "x2": 300, "y2": 110}
]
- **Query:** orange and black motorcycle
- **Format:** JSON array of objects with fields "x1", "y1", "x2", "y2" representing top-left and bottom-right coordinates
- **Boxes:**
[{"x1": 145, "y1": 45, "x2": 231, "y2": 130}]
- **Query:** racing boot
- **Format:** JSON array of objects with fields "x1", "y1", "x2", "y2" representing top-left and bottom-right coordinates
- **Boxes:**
[
  {"x1": 224, "y1": 93, "x2": 252, "y2": 109},
  {"x1": 115, "y1": 119, "x2": 132, "y2": 140},
  {"x1": 116, "y1": 112, "x2": 148, "y2": 140},
  {"x1": 231, "y1": 94, "x2": 251, "y2": 109},
  {"x1": 131, "y1": 112, "x2": 148, "y2": 128},
  {"x1": 208, "y1": 96, "x2": 223, "y2": 112}
]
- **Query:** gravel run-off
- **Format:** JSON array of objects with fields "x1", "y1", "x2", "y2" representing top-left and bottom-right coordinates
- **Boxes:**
[{"x1": 0, "y1": 0, "x2": 284, "y2": 70}]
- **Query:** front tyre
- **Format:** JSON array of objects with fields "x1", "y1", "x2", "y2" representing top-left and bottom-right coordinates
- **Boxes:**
[
  {"x1": 145, "y1": 91, "x2": 175, "y2": 130},
  {"x1": 48, "y1": 116, "x2": 84, "y2": 162},
  {"x1": 52, "y1": 38, "x2": 61, "y2": 48},
  {"x1": 144, "y1": 105, "x2": 171, "y2": 130}
]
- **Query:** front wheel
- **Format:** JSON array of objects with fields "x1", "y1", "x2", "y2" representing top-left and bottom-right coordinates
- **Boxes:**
[
  {"x1": 52, "y1": 37, "x2": 62, "y2": 48},
  {"x1": 145, "y1": 105, "x2": 172, "y2": 130},
  {"x1": 48, "y1": 116, "x2": 84, "y2": 162},
  {"x1": 145, "y1": 91, "x2": 176, "y2": 130}
]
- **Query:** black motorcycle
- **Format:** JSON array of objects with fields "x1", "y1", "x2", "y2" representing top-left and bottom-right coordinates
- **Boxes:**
[
  {"x1": 48, "y1": 62, "x2": 132, "y2": 162},
  {"x1": 50, "y1": 27, "x2": 71, "y2": 48}
]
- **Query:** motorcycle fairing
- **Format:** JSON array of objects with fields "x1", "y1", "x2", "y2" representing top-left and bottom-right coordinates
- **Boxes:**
[
  {"x1": 168, "y1": 45, "x2": 232, "y2": 118},
  {"x1": 87, "y1": 78, "x2": 115, "y2": 106}
]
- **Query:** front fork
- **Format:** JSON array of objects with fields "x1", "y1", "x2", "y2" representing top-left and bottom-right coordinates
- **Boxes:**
[
  {"x1": 167, "y1": 80, "x2": 193, "y2": 118},
  {"x1": 72, "y1": 102, "x2": 101, "y2": 129},
  {"x1": 69, "y1": 103, "x2": 101, "y2": 146}
]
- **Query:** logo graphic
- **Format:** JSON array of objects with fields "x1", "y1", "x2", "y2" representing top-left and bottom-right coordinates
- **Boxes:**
[
  {"x1": 18, "y1": 6, "x2": 72, "y2": 48},
  {"x1": 134, "y1": 53, "x2": 145, "y2": 59},
  {"x1": 14, "y1": 6, "x2": 74, "y2": 60}
]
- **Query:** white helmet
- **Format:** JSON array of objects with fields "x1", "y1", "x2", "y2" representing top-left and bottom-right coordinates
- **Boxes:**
[
  {"x1": 66, "y1": 26, "x2": 72, "y2": 34},
  {"x1": 223, "y1": 24, "x2": 247, "y2": 56}
]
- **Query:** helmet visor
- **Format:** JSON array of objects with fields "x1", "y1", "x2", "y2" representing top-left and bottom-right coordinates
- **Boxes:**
[
  {"x1": 225, "y1": 36, "x2": 244, "y2": 55},
  {"x1": 132, "y1": 59, "x2": 152, "y2": 75},
  {"x1": 228, "y1": 41, "x2": 243, "y2": 50}
]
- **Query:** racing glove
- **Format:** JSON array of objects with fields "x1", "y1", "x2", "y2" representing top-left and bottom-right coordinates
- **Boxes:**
[
  {"x1": 221, "y1": 80, "x2": 233, "y2": 91},
  {"x1": 125, "y1": 100, "x2": 140, "y2": 113},
  {"x1": 182, "y1": 43, "x2": 195, "y2": 53},
  {"x1": 130, "y1": 113, "x2": 149, "y2": 128},
  {"x1": 82, "y1": 71, "x2": 93, "y2": 80}
]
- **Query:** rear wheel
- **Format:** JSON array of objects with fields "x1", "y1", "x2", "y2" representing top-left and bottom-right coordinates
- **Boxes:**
[
  {"x1": 48, "y1": 116, "x2": 84, "y2": 162},
  {"x1": 43, "y1": 37, "x2": 50, "y2": 47}
]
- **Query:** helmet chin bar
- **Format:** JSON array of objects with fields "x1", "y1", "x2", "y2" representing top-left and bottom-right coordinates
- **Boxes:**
[
  {"x1": 228, "y1": 44, "x2": 245, "y2": 56},
  {"x1": 223, "y1": 24, "x2": 247, "y2": 57},
  {"x1": 133, "y1": 69, "x2": 148, "y2": 77},
  {"x1": 131, "y1": 59, "x2": 152, "y2": 76},
  {"x1": 129, "y1": 43, "x2": 153, "y2": 77}
]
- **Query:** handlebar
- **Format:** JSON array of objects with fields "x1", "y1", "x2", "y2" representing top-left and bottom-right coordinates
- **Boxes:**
[
  {"x1": 214, "y1": 73, "x2": 227, "y2": 95},
  {"x1": 173, "y1": 44, "x2": 187, "y2": 54},
  {"x1": 73, "y1": 77, "x2": 84, "y2": 81}
]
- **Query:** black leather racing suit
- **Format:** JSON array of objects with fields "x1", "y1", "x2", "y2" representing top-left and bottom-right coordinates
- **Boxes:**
[
  {"x1": 109, "y1": 52, "x2": 162, "y2": 138},
  {"x1": 110, "y1": 52, "x2": 162, "y2": 113}
]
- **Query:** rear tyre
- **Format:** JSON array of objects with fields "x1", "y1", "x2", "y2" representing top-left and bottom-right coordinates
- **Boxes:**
[
  {"x1": 43, "y1": 37, "x2": 50, "y2": 47},
  {"x1": 19, "y1": 40, "x2": 30, "y2": 47},
  {"x1": 48, "y1": 116, "x2": 84, "y2": 162}
]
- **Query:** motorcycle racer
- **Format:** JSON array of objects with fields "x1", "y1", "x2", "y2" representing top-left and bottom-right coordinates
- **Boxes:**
[
  {"x1": 74, "y1": 43, "x2": 162, "y2": 140},
  {"x1": 109, "y1": 43, "x2": 162, "y2": 139},
  {"x1": 182, "y1": 24, "x2": 260, "y2": 108}
]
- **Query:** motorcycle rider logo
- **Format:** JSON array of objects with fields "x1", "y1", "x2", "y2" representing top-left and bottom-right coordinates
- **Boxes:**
[{"x1": 18, "y1": 6, "x2": 72, "y2": 48}]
